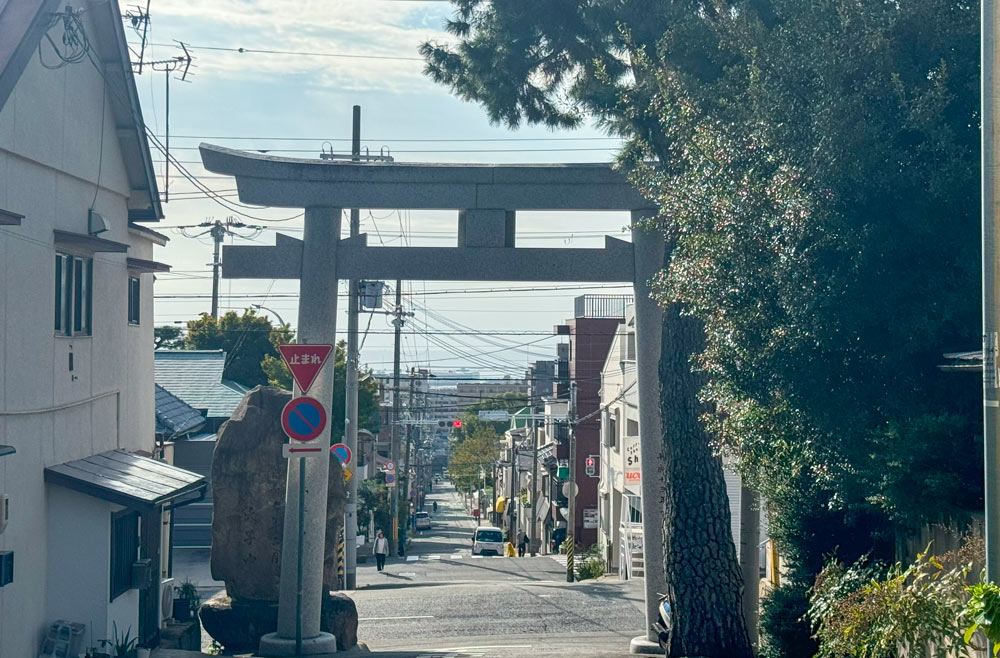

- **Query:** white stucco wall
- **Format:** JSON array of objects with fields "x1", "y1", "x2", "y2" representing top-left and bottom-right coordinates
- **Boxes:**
[{"x1": 0, "y1": 5, "x2": 160, "y2": 655}]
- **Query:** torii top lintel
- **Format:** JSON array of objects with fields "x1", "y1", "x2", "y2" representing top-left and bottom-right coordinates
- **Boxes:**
[
  {"x1": 200, "y1": 144, "x2": 657, "y2": 283},
  {"x1": 199, "y1": 144, "x2": 652, "y2": 211}
]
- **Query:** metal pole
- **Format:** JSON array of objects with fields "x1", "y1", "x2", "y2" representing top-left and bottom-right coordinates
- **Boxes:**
[
  {"x1": 509, "y1": 441, "x2": 517, "y2": 543},
  {"x1": 567, "y1": 381, "x2": 577, "y2": 582},
  {"x1": 984, "y1": 0, "x2": 1000, "y2": 583},
  {"x1": 164, "y1": 70, "x2": 169, "y2": 203},
  {"x1": 403, "y1": 369, "x2": 415, "y2": 551},
  {"x1": 630, "y1": 218, "x2": 668, "y2": 648},
  {"x1": 295, "y1": 458, "x2": 304, "y2": 655},
  {"x1": 391, "y1": 282, "x2": 403, "y2": 554},
  {"x1": 344, "y1": 104, "x2": 361, "y2": 590},
  {"x1": 740, "y1": 486, "x2": 761, "y2": 647},
  {"x1": 530, "y1": 416, "x2": 539, "y2": 556},
  {"x1": 210, "y1": 221, "x2": 223, "y2": 319}
]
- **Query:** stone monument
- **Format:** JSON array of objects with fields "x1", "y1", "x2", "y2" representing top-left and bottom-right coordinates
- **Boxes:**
[{"x1": 200, "y1": 385, "x2": 357, "y2": 651}]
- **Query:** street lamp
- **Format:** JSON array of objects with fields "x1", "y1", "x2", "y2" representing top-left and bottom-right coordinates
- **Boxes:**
[{"x1": 252, "y1": 303, "x2": 287, "y2": 327}]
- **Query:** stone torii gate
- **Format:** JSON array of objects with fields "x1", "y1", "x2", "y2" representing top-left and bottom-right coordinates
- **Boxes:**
[{"x1": 200, "y1": 144, "x2": 668, "y2": 655}]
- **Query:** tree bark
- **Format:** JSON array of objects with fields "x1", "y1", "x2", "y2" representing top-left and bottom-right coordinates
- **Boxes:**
[{"x1": 658, "y1": 255, "x2": 754, "y2": 657}]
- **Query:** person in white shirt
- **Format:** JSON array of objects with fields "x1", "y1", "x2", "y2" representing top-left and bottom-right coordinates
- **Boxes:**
[{"x1": 374, "y1": 530, "x2": 389, "y2": 572}]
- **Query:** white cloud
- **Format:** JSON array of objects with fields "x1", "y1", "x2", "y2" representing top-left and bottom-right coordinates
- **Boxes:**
[{"x1": 128, "y1": 0, "x2": 452, "y2": 90}]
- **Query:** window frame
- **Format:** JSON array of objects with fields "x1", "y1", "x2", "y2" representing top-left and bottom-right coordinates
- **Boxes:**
[
  {"x1": 109, "y1": 509, "x2": 139, "y2": 602},
  {"x1": 54, "y1": 251, "x2": 93, "y2": 337},
  {"x1": 127, "y1": 276, "x2": 140, "y2": 325}
]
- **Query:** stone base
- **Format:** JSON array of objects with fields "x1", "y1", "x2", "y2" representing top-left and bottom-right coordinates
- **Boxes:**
[
  {"x1": 629, "y1": 636, "x2": 664, "y2": 655},
  {"x1": 200, "y1": 591, "x2": 358, "y2": 653},
  {"x1": 257, "y1": 631, "x2": 337, "y2": 656}
]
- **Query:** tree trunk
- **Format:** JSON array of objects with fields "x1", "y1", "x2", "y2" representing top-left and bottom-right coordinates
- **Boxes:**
[{"x1": 659, "y1": 283, "x2": 754, "y2": 657}]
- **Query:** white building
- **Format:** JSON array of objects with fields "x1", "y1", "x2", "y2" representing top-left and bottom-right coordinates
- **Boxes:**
[
  {"x1": 0, "y1": 1, "x2": 204, "y2": 655},
  {"x1": 597, "y1": 306, "x2": 761, "y2": 579}
]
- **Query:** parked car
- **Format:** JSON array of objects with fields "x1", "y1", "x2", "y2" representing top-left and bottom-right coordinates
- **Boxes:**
[
  {"x1": 472, "y1": 526, "x2": 505, "y2": 556},
  {"x1": 550, "y1": 527, "x2": 567, "y2": 553},
  {"x1": 415, "y1": 511, "x2": 431, "y2": 530}
]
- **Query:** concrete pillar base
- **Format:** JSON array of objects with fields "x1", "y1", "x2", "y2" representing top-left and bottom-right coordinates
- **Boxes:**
[
  {"x1": 629, "y1": 636, "x2": 664, "y2": 655},
  {"x1": 257, "y1": 632, "x2": 338, "y2": 656}
]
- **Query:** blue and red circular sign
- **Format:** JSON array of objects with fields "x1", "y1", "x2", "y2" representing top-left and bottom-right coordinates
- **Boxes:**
[
  {"x1": 281, "y1": 397, "x2": 327, "y2": 442},
  {"x1": 385, "y1": 472, "x2": 396, "y2": 485},
  {"x1": 330, "y1": 443, "x2": 352, "y2": 465}
]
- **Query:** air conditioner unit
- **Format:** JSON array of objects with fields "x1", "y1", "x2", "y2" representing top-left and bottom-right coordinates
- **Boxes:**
[{"x1": 160, "y1": 578, "x2": 175, "y2": 624}]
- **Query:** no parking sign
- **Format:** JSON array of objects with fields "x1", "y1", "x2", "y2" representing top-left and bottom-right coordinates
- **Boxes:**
[{"x1": 281, "y1": 397, "x2": 327, "y2": 442}]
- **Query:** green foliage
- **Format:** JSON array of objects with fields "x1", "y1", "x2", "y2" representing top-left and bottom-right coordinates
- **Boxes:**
[
  {"x1": 153, "y1": 325, "x2": 184, "y2": 349},
  {"x1": 360, "y1": 480, "x2": 392, "y2": 537},
  {"x1": 758, "y1": 583, "x2": 817, "y2": 658},
  {"x1": 809, "y1": 540, "x2": 983, "y2": 658},
  {"x1": 423, "y1": 0, "x2": 982, "y2": 652},
  {"x1": 448, "y1": 428, "x2": 501, "y2": 494},
  {"x1": 177, "y1": 579, "x2": 200, "y2": 610},
  {"x1": 574, "y1": 544, "x2": 605, "y2": 581},
  {"x1": 184, "y1": 309, "x2": 292, "y2": 388},
  {"x1": 100, "y1": 622, "x2": 137, "y2": 658},
  {"x1": 964, "y1": 581, "x2": 1000, "y2": 656}
]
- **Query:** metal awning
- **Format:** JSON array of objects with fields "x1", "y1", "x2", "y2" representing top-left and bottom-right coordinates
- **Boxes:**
[{"x1": 45, "y1": 449, "x2": 206, "y2": 510}]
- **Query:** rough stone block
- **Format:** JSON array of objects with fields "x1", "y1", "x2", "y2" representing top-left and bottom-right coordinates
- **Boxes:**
[
  {"x1": 210, "y1": 385, "x2": 346, "y2": 601},
  {"x1": 199, "y1": 591, "x2": 358, "y2": 652}
]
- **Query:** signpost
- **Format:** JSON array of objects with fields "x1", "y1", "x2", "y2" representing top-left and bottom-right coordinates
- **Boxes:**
[
  {"x1": 385, "y1": 472, "x2": 396, "y2": 486},
  {"x1": 283, "y1": 445, "x2": 323, "y2": 458},
  {"x1": 478, "y1": 410, "x2": 510, "y2": 422}
]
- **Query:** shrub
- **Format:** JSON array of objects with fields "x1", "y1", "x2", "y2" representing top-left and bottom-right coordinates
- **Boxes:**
[
  {"x1": 758, "y1": 583, "x2": 817, "y2": 658},
  {"x1": 809, "y1": 539, "x2": 984, "y2": 658},
  {"x1": 574, "y1": 544, "x2": 605, "y2": 581}
]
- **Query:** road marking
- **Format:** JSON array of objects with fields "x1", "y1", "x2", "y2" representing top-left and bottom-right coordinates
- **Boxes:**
[
  {"x1": 360, "y1": 615, "x2": 435, "y2": 621},
  {"x1": 406, "y1": 555, "x2": 418, "y2": 562},
  {"x1": 447, "y1": 554, "x2": 463, "y2": 560},
  {"x1": 538, "y1": 594, "x2": 555, "y2": 598},
  {"x1": 427, "y1": 554, "x2": 441, "y2": 560},
  {"x1": 470, "y1": 555, "x2": 484, "y2": 559},
  {"x1": 399, "y1": 571, "x2": 417, "y2": 577}
]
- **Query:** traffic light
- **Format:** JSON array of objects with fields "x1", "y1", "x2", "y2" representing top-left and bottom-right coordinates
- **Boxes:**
[
  {"x1": 453, "y1": 419, "x2": 462, "y2": 428},
  {"x1": 585, "y1": 456, "x2": 597, "y2": 477},
  {"x1": 436, "y1": 419, "x2": 462, "y2": 429}
]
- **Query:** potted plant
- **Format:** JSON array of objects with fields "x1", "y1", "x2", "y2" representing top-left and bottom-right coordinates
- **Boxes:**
[
  {"x1": 96, "y1": 623, "x2": 137, "y2": 658},
  {"x1": 172, "y1": 580, "x2": 200, "y2": 622}
]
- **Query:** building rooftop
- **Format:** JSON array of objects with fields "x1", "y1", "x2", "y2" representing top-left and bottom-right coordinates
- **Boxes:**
[
  {"x1": 154, "y1": 384, "x2": 207, "y2": 438},
  {"x1": 154, "y1": 350, "x2": 247, "y2": 418}
]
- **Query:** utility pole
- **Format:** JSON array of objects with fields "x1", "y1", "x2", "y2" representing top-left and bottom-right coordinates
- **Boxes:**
[
  {"x1": 508, "y1": 440, "x2": 518, "y2": 543},
  {"x1": 402, "y1": 368, "x2": 416, "y2": 551},
  {"x1": 567, "y1": 381, "x2": 578, "y2": 582},
  {"x1": 390, "y1": 282, "x2": 403, "y2": 555},
  {"x1": 530, "y1": 416, "x2": 539, "y2": 556},
  {"x1": 984, "y1": 0, "x2": 1000, "y2": 583},
  {"x1": 344, "y1": 104, "x2": 362, "y2": 590},
  {"x1": 209, "y1": 221, "x2": 225, "y2": 318}
]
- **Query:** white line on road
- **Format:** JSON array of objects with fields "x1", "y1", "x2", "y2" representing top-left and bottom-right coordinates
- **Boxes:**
[
  {"x1": 359, "y1": 615, "x2": 435, "y2": 621},
  {"x1": 406, "y1": 556, "x2": 418, "y2": 561}
]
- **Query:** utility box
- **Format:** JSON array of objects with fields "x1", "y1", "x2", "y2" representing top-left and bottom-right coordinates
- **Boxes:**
[{"x1": 359, "y1": 280, "x2": 384, "y2": 310}]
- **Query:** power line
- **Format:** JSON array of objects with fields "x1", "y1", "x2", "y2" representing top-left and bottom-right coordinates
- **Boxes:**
[
  {"x1": 157, "y1": 135, "x2": 623, "y2": 143},
  {"x1": 132, "y1": 41, "x2": 424, "y2": 62}
]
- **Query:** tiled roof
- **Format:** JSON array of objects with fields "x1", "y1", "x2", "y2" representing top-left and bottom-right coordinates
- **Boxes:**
[
  {"x1": 154, "y1": 350, "x2": 247, "y2": 419},
  {"x1": 155, "y1": 384, "x2": 206, "y2": 437}
]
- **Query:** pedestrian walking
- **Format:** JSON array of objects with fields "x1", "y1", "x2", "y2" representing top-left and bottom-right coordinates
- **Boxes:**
[
  {"x1": 517, "y1": 529, "x2": 527, "y2": 558},
  {"x1": 374, "y1": 529, "x2": 389, "y2": 572}
]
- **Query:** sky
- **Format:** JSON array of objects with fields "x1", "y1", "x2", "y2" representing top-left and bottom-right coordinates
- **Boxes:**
[{"x1": 129, "y1": 0, "x2": 635, "y2": 378}]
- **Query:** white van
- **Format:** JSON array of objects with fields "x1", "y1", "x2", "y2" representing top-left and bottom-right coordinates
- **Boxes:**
[{"x1": 472, "y1": 526, "x2": 505, "y2": 556}]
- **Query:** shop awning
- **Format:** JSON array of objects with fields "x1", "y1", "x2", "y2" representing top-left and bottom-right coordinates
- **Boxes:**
[{"x1": 45, "y1": 449, "x2": 206, "y2": 510}]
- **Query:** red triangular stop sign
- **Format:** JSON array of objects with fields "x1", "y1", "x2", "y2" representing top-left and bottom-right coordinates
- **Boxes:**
[{"x1": 277, "y1": 344, "x2": 334, "y2": 393}]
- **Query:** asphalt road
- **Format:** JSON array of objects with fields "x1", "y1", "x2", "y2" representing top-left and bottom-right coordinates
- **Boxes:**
[{"x1": 348, "y1": 482, "x2": 647, "y2": 657}]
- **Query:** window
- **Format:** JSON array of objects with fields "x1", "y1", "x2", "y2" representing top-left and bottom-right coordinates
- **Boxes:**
[
  {"x1": 54, "y1": 252, "x2": 92, "y2": 336},
  {"x1": 609, "y1": 412, "x2": 618, "y2": 449},
  {"x1": 127, "y1": 276, "x2": 140, "y2": 325},
  {"x1": 110, "y1": 510, "x2": 139, "y2": 601}
]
